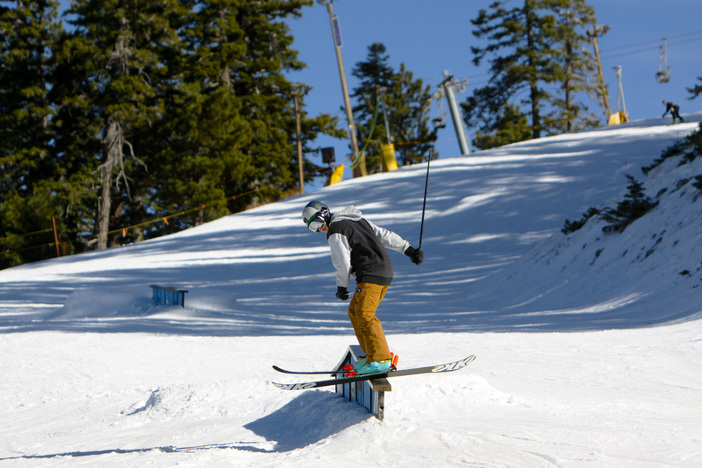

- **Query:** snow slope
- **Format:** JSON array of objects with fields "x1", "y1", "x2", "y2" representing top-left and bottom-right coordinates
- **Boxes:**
[{"x1": 1, "y1": 115, "x2": 701, "y2": 467}]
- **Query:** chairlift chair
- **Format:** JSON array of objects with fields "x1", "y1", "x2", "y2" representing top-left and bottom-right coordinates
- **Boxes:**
[
  {"x1": 655, "y1": 38, "x2": 671, "y2": 83},
  {"x1": 432, "y1": 117, "x2": 447, "y2": 129},
  {"x1": 432, "y1": 98, "x2": 447, "y2": 129}
]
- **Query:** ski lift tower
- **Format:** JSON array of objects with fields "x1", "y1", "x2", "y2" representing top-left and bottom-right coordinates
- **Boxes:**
[
  {"x1": 609, "y1": 65, "x2": 629, "y2": 125},
  {"x1": 432, "y1": 70, "x2": 470, "y2": 155}
]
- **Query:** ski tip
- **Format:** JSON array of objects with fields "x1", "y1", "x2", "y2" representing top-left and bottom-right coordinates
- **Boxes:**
[
  {"x1": 271, "y1": 381, "x2": 317, "y2": 391},
  {"x1": 430, "y1": 354, "x2": 477, "y2": 373}
]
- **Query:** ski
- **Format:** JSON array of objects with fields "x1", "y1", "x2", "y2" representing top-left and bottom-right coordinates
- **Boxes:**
[
  {"x1": 271, "y1": 354, "x2": 476, "y2": 390},
  {"x1": 272, "y1": 365, "x2": 346, "y2": 375}
]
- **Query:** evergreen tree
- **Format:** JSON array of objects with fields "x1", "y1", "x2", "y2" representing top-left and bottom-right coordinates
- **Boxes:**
[
  {"x1": 389, "y1": 63, "x2": 436, "y2": 166},
  {"x1": 350, "y1": 43, "x2": 394, "y2": 172},
  {"x1": 163, "y1": 0, "x2": 341, "y2": 214},
  {"x1": 1, "y1": 0, "x2": 342, "y2": 267},
  {"x1": 58, "y1": 0, "x2": 186, "y2": 249},
  {"x1": 0, "y1": 0, "x2": 62, "y2": 267},
  {"x1": 351, "y1": 42, "x2": 435, "y2": 173},
  {"x1": 547, "y1": 0, "x2": 601, "y2": 132},
  {"x1": 464, "y1": 0, "x2": 601, "y2": 144},
  {"x1": 140, "y1": 0, "x2": 251, "y2": 235},
  {"x1": 465, "y1": 0, "x2": 562, "y2": 140},
  {"x1": 688, "y1": 77, "x2": 702, "y2": 100},
  {"x1": 473, "y1": 103, "x2": 531, "y2": 150},
  {"x1": 50, "y1": 23, "x2": 106, "y2": 254},
  {"x1": 224, "y1": 0, "x2": 310, "y2": 209}
]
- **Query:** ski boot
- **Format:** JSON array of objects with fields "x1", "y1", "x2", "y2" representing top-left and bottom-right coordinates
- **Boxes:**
[
  {"x1": 345, "y1": 353, "x2": 399, "y2": 376},
  {"x1": 356, "y1": 359, "x2": 392, "y2": 375},
  {"x1": 343, "y1": 357, "x2": 367, "y2": 373}
]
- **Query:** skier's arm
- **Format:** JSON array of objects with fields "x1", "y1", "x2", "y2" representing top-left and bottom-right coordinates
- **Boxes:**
[
  {"x1": 366, "y1": 219, "x2": 410, "y2": 253},
  {"x1": 328, "y1": 233, "x2": 352, "y2": 288}
]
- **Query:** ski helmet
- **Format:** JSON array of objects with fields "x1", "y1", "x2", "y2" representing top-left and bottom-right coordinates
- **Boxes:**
[{"x1": 302, "y1": 200, "x2": 331, "y2": 232}]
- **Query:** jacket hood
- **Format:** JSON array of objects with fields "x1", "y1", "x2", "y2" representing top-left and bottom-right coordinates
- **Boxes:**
[{"x1": 330, "y1": 205, "x2": 362, "y2": 224}]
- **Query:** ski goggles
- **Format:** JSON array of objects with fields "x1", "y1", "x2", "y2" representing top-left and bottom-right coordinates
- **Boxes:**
[{"x1": 306, "y1": 213, "x2": 325, "y2": 232}]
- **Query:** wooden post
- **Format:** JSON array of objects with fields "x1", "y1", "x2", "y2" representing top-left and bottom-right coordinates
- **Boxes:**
[
  {"x1": 294, "y1": 95, "x2": 304, "y2": 193},
  {"x1": 52, "y1": 216, "x2": 61, "y2": 257},
  {"x1": 322, "y1": 1, "x2": 365, "y2": 177},
  {"x1": 587, "y1": 25, "x2": 612, "y2": 120}
]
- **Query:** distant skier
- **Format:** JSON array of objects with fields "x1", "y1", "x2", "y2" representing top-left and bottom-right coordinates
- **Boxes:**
[
  {"x1": 301, "y1": 201, "x2": 423, "y2": 375},
  {"x1": 662, "y1": 100, "x2": 684, "y2": 124}
]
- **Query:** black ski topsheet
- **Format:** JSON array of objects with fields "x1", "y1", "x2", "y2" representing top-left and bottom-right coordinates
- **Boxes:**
[
  {"x1": 272, "y1": 365, "x2": 346, "y2": 375},
  {"x1": 271, "y1": 354, "x2": 476, "y2": 390}
]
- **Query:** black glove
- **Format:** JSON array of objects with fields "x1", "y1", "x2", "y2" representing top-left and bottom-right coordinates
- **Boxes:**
[
  {"x1": 336, "y1": 286, "x2": 349, "y2": 300},
  {"x1": 404, "y1": 246, "x2": 424, "y2": 265}
]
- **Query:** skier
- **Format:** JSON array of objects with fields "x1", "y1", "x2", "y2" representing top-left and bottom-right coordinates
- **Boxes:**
[
  {"x1": 662, "y1": 100, "x2": 684, "y2": 124},
  {"x1": 302, "y1": 200, "x2": 424, "y2": 375}
]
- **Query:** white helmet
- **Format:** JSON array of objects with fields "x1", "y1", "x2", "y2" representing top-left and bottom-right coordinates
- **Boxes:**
[{"x1": 302, "y1": 200, "x2": 331, "y2": 232}]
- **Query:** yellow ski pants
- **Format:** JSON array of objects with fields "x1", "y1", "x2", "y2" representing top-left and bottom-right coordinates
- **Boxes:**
[{"x1": 347, "y1": 282, "x2": 391, "y2": 364}]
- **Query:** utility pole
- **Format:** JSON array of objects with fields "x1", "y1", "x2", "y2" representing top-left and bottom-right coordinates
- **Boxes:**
[
  {"x1": 318, "y1": 0, "x2": 366, "y2": 176},
  {"x1": 432, "y1": 70, "x2": 470, "y2": 155},
  {"x1": 291, "y1": 83, "x2": 311, "y2": 193},
  {"x1": 587, "y1": 24, "x2": 611, "y2": 121}
]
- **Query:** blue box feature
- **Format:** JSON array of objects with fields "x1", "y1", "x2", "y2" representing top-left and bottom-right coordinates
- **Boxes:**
[
  {"x1": 150, "y1": 285, "x2": 188, "y2": 308},
  {"x1": 333, "y1": 345, "x2": 391, "y2": 420}
]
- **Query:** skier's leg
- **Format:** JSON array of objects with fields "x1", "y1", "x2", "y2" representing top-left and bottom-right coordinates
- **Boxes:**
[
  {"x1": 348, "y1": 283, "x2": 391, "y2": 364},
  {"x1": 347, "y1": 294, "x2": 368, "y2": 355}
]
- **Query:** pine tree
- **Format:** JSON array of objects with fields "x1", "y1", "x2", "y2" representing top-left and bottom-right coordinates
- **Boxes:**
[
  {"x1": 224, "y1": 0, "x2": 310, "y2": 209},
  {"x1": 50, "y1": 23, "x2": 106, "y2": 254},
  {"x1": 1, "y1": 0, "x2": 341, "y2": 266},
  {"x1": 137, "y1": 0, "x2": 341, "y2": 236},
  {"x1": 0, "y1": 0, "x2": 63, "y2": 267},
  {"x1": 58, "y1": 0, "x2": 187, "y2": 249},
  {"x1": 388, "y1": 63, "x2": 436, "y2": 166},
  {"x1": 547, "y1": 0, "x2": 601, "y2": 132},
  {"x1": 466, "y1": 0, "x2": 562, "y2": 140},
  {"x1": 350, "y1": 43, "x2": 394, "y2": 172},
  {"x1": 139, "y1": 0, "x2": 251, "y2": 235},
  {"x1": 351, "y1": 42, "x2": 435, "y2": 173},
  {"x1": 465, "y1": 0, "x2": 601, "y2": 144},
  {"x1": 688, "y1": 77, "x2": 702, "y2": 100},
  {"x1": 473, "y1": 103, "x2": 531, "y2": 150}
]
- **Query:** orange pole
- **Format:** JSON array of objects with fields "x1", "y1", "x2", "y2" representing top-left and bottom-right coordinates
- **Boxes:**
[{"x1": 52, "y1": 216, "x2": 61, "y2": 257}]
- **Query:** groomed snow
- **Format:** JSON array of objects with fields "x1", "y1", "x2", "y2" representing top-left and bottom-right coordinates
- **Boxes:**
[{"x1": 1, "y1": 114, "x2": 701, "y2": 467}]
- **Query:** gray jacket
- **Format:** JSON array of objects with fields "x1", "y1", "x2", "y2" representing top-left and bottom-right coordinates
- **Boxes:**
[{"x1": 326, "y1": 206, "x2": 410, "y2": 288}]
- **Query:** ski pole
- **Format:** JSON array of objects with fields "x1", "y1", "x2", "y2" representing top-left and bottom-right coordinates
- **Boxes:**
[{"x1": 418, "y1": 151, "x2": 431, "y2": 249}]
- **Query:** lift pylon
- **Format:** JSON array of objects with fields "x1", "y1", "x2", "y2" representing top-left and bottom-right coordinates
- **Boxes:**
[{"x1": 431, "y1": 70, "x2": 470, "y2": 155}]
